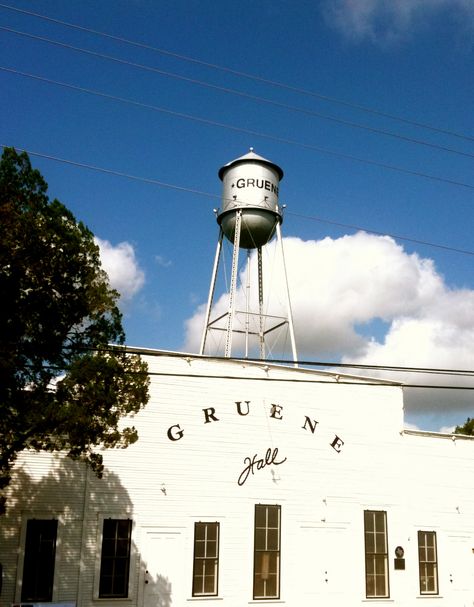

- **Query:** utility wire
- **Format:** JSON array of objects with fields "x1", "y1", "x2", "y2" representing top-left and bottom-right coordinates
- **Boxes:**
[
  {"x1": 2, "y1": 143, "x2": 474, "y2": 260},
  {"x1": 23, "y1": 364, "x2": 474, "y2": 390},
  {"x1": 286, "y1": 211, "x2": 474, "y2": 257},
  {"x1": 123, "y1": 373, "x2": 474, "y2": 390},
  {"x1": 2, "y1": 67, "x2": 474, "y2": 192},
  {"x1": 0, "y1": 143, "x2": 219, "y2": 199},
  {"x1": 1, "y1": 27, "x2": 473, "y2": 161},
  {"x1": 1, "y1": 1, "x2": 473, "y2": 144},
  {"x1": 136, "y1": 348, "x2": 474, "y2": 378},
  {"x1": 28, "y1": 344, "x2": 474, "y2": 379}
]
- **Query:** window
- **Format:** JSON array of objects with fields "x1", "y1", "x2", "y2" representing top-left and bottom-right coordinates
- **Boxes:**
[
  {"x1": 364, "y1": 510, "x2": 389, "y2": 598},
  {"x1": 418, "y1": 531, "x2": 438, "y2": 595},
  {"x1": 253, "y1": 504, "x2": 281, "y2": 599},
  {"x1": 192, "y1": 522, "x2": 219, "y2": 596},
  {"x1": 99, "y1": 518, "x2": 132, "y2": 598},
  {"x1": 21, "y1": 519, "x2": 58, "y2": 602}
]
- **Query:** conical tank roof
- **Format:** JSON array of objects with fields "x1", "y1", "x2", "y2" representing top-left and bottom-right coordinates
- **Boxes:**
[{"x1": 218, "y1": 148, "x2": 284, "y2": 180}]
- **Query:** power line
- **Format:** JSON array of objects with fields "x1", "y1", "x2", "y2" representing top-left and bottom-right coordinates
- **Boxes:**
[
  {"x1": 0, "y1": 26, "x2": 474, "y2": 158},
  {"x1": 20, "y1": 353, "x2": 474, "y2": 388},
  {"x1": 2, "y1": 66, "x2": 474, "y2": 192},
  {"x1": 33, "y1": 364, "x2": 474, "y2": 391},
  {"x1": 2, "y1": 143, "x2": 474, "y2": 260},
  {"x1": 30, "y1": 365, "x2": 474, "y2": 391},
  {"x1": 83, "y1": 370, "x2": 474, "y2": 390},
  {"x1": 1, "y1": 26, "x2": 473, "y2": 161},
  {"x1": 1, "y1": 1, "x2": 473, "y2": 144},
  {"x1": 127, "y1": 347, "x2": 474, "y2": 378},
  {"x1": 38, "y1": 344, "x2": 474, "y2": 379},
  {"x1": 286, "y1": 211, "x2": 474, "y2": 257},
  {"x1": 0, "y1": 144, "x2": 219, "y2": 199}
]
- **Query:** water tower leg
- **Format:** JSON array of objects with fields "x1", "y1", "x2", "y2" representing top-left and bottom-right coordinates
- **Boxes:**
[
  {"x1": 244, "y1": 249, "x2": 251, "y2": 359},
  {"x1": 276, "y1": 221, "x2": 298, "y2": 366},
  {"x1": 257, "y1": 247, "x2": 265, "y2": 360},
  {"x1": 224, "y1": 210, "x2": 242, "y2": 357},
  {"x1": 199, "y1": 229, "x2": 224, "y2": 356}
]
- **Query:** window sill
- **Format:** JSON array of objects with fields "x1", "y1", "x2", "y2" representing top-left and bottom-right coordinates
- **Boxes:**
[
  {"x1": 93, "y1": 599, "x2": 134, "y2": 602},
  {"x1": 248, "y1": 602, "x2": 286, "y2": 604},
  {"x1": 187, "y1": 599, "x2": 224, "y2": 602}
]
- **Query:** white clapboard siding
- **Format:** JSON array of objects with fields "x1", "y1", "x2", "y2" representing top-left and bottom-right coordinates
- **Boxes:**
[{"x1": 1, "y1": 351, "x2": 473, "y2": 607}]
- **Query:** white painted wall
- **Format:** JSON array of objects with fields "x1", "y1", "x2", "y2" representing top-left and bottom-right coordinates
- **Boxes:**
[{"x1": 1, "y1": 352, "x2": 473, "y2": 607}]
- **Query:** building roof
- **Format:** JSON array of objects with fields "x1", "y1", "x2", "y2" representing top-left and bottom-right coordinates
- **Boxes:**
[{"x1": 122, "y1": 345, "x2": 403, "y2": 386}]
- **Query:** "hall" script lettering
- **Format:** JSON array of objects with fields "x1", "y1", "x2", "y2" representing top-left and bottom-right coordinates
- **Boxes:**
[{"x1": 238, "y1": 447, "x2": 287, "y2": 486}]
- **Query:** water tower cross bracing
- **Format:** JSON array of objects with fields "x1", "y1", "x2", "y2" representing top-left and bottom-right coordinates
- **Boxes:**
[{"x1": 199, "y1": 149, "x2": 297, "y2": 362}]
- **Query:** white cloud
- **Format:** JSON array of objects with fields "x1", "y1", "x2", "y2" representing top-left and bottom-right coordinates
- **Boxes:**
[
  {"x1": 322, "y1": 0, "x2": 474, "y2": 45},
  {"x1": 183, "y1": 232, "x2": 474, "y2": 428},
  {"x1": 184, "y1": 232, "x2": 451, "y2": 357},
  {"x1": 403, "y1": 420, "x2": 421, "y2": 431},
  {"x1": 155, "y1": 254, "x2": 172, "y2": 268},
  {"x1": 439, "y1": 425, "x2": 456, "y2": 434},
  {"x1": 95, "y1": 237, "x2": 145, "y2": 302}
]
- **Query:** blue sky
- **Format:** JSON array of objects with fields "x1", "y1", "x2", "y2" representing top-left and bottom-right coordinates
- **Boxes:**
[{"x1": 1, "y1": 0, "x2": 474, "y2": 431}]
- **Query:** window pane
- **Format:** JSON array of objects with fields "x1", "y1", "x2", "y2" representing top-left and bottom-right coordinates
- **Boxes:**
[
  {"x1": 255, "y1": 506, "x2": 267, "y2": 528},
  {"x1": 195, "y1": 523, "x2": 206, "y2": 541},
  {"x1": 194, "y1": 540, "x2": 205, "y2": 558},
  {"x1": 101, "y1": 538, "x2": 115, "y2": 557},
  {"x1": 116, "y1": 520, "x2": 131, "y2": 538},
  {"x1": 267, "y1": 507, "x2": 279, "y2": 528},
  {"x1": 364, "y1": 511, "x2": 375, "y2": 532},
  {"x1": 254, "y1": 575, "x2": 265, "y2": 598},
  {"x1": 365, "y1": 533, "x2": 375, "y2": 553},
  {"x1": 375, "y1": 573, "x2": 387, "y2": 596},
  {"x1": 206, "y1": 524, "x2": 217, "y2": 541},
  {"x1": 375, "y1": 531, "x2": 387, "y2": 553},
  {"x1": 267, "y1": 528, "x2": 279, "y2": 551},
  {"x1": 206, "y1": 540, "x2": 217, "y2": 558},
  {"x1": 365, "y1": 574, "x2": 375, "y2": 597},
  {"x1": 116, "y1": 538, "x2": 131, "y2": 556},
  {"x1": 374, "y1": 512, "x2": 386, "y2": 533},
  {"x1": 255, "y1": 528, "x2": 266, "y2": 550}
]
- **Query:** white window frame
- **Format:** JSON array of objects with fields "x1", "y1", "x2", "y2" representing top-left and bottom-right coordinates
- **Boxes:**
[
  {"x1": 364, "y1": 510, "x2": 389, "y2": 599},
  {"x1": 192, "y1": 521, "x2": 220, "y2": 597},
  {"x1": 253, "y1": 504, "x2": 281, "y2": 600},
  {"x1": 418, "y1": 530, "x2": 439, "y2": 595}
]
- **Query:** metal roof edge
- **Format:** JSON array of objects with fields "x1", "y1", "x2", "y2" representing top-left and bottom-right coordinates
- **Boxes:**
[
  {"x1": 402, "y1": 429, "x2": 474, "y2": 441},
  {"x1": 120, "y1": 345, "x2": 403, "y2": 385}
]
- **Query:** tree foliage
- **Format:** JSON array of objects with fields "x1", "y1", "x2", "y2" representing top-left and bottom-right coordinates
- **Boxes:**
[
  {"x1": 454, "y1": 417, "x2": 474, "y2": 436},
  {"x1": 0, "y1": 148, "x2": 149, "y2": 511}
]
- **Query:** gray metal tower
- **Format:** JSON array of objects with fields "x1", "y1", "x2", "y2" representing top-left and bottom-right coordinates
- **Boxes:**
[{"x1": 200, "y1": 149, "x2": 297, "y2": 362}]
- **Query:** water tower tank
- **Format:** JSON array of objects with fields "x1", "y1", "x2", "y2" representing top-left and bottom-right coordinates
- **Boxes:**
[{"x1": 217, "y1": 149, "x2": 284, "y2": 249}]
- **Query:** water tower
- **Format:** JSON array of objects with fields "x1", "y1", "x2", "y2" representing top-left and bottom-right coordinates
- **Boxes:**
[{"x1": 200, "y1": 149, "x2": 297, "y2": 362}]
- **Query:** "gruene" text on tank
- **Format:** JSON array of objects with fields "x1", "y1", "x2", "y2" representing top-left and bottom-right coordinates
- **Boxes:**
[{"x1": 234, "y1": 178, "x2": 279, "y2": 194}]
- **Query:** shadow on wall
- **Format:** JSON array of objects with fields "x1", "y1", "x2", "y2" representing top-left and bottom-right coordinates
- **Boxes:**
[
  {"x1": 0, "y1": 454, "x2": 173, "y2": 607},
  {"x1": 145, "y1": 574, "x2": 172, "y2": 607}
]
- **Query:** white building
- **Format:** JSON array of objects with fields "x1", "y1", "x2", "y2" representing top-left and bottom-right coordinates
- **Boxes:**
[{"x1": 1, "y1": 350, "x2": 473, "y2": 607}]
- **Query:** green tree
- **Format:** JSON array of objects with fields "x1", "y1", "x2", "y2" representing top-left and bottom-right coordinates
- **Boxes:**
[
  {"x1": 0, "y1": 148, "x2": 149, "y2": 512},
  {"x1": 454, "y1": 417, "x2": 474, "y2": 435}
]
